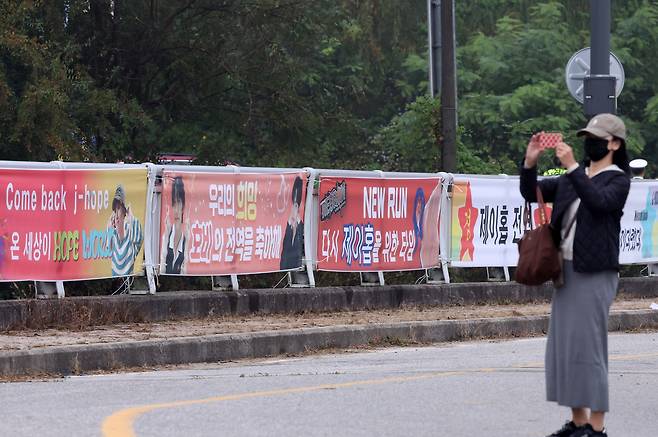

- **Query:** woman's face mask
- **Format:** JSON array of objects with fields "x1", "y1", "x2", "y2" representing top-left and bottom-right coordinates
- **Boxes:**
[{"x1": 584, "y1": 136, "x2": 610, "y2": 162}]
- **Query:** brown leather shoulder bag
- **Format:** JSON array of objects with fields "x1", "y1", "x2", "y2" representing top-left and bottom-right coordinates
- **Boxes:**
[{"x1": 515, "y1": 187, "x2": 561, "y2": 286}]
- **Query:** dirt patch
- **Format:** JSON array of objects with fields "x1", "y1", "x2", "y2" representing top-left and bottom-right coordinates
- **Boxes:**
[
  {"x1": 1, "y1": 298, "x2": 656, "y2": 352},
  {"x1": 6, "y1": 299, "x2": 143, "y2": 331}
]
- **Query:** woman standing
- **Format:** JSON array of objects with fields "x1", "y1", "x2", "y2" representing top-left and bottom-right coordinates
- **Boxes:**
[{"x1": 520, "y1": 114, "x2": 631, "y2": 437}]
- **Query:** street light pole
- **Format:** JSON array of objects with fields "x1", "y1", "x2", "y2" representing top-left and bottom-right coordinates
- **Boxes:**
[
  {"x1": 427, "y1": 0, "x2": 441, "y2": 97},
  {"x1": 440, "y1": 0, "x2": 457, "y2": 172},
  {"x1": 590, "y1": 0, "x2": 610, "y2": 75},
  {"x1": 584, "y1": 0, "x2": 616, "y2": 116}
]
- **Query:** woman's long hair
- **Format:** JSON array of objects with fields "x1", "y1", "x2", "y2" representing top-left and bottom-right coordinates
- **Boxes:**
[{"x1": 613, "y1": 139, "x2": 630, "y2": 176}]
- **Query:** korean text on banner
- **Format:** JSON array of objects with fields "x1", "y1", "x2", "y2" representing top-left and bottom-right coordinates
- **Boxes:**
[
  {"x1": 619, "y1": 181, "x2": 658, "y2": 264},
  {"x1": 450, "y1": 177, "x2": 549, "y2": 267},
  {"x1": 317, "y1": 176, "x2": 442, "y2": 272},
  {"x1": 0, "y1": 168, "x2": 147, "y2": 281},
  {"x1": 159, "y1": 170, "x2": 307, "y2": 275}
]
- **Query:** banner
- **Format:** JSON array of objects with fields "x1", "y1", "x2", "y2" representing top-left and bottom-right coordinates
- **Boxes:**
[
  {"x1": 450, "y1": 176, "x2": 543, "y2": 267},
  {"x1": 0, "y1": 167, "x2": 147, "y2": 281},
  {"x1": 619, "y1": 180, "x2": 658, "y2": 264},
  {"x1": 159, "y1": 170, "x2": 307, "y2": 275},
  {"x1": 450, "y1": 176, "x2": 658, "y2": 267},
  {"x1": 317, "y1": 176, "x2": 442, "y2": 271}
]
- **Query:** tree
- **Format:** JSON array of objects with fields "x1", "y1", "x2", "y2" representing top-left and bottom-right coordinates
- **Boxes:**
[
  {"x1": 1, "y1": 0, "x2": 657, "y2": 176},
  {"x1": 374, "y1": 1, "x2": 652, "y2": 175}
]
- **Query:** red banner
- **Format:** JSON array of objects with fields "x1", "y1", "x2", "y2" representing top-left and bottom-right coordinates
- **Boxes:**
[
  {"x1": 317, "y1": 176, "x2": 442, "y2": 271},
  {"x1": 0, "y1": 167, "x2": 147, "y2": 281},
  {"x1": 159, "y1": 170, "x2": 307, "y2": 275}
]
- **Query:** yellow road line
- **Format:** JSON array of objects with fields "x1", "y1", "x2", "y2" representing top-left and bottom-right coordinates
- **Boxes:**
[
  {"x1": 609, "y1": 351, "x2": 658, "y2": 361},
  {"x1": 102, "y1": 370, "x2": 467, "y2": 437},
  {"x1": 515, "y1": 351, "x2": 658, "y2": 369},
  {"x1": 102, "y1": 351, "x2": 658, "y2": 437}
]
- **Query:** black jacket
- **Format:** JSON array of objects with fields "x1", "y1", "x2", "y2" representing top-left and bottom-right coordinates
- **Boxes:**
[
  {"x1": 519, "y1": 163, "x2": 630, "y2": 272},
  {"x1": 280, "y1": 221, "x2": 304, "y2": 270}
]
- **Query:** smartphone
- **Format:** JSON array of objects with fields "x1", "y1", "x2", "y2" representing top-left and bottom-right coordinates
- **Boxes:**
[{"x1": 538, "y1": 132, "x2": 562, "y2": 150}]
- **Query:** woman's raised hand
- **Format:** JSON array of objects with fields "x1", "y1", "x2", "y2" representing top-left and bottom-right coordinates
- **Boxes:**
[{"x1": 525, "y1": 132, "x2": 543, "y2": 168}]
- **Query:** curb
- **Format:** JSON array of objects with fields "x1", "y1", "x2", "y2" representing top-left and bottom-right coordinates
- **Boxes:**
[
  {"x1": 2, "y1": 309, "x2": 657, "y2": 377},
  {"x1": 2, "y1": 277, "x2": 657, "y2": 330}
]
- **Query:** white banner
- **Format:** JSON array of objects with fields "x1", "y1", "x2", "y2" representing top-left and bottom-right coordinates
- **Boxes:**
[
  {"x1": 619, "y1": 180, "x2": 658, "y2": 264},
  {"x1": 450, "y1": 176, "x2": 658, "y2": 267},
  {"x1": 450, "y1": 176, "x2": 533, "y2": 267}
]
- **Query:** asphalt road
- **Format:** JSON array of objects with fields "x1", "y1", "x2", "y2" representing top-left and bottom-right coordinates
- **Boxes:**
[{"x1": 1, "y1": 332, "x2": 657, "y2": 437}]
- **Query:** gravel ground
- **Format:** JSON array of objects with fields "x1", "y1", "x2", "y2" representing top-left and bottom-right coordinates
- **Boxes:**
[{"x1": 1, "y1": 298, "x2": 657, "y2": 351}]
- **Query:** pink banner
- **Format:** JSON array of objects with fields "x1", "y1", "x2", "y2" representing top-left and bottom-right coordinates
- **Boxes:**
[{"x1": 159, "y1": 170, "x2": 307, "y2": 275}]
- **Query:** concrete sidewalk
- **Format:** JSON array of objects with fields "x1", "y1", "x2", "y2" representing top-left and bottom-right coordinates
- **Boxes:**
[
  {"x1": 1, "y1": 279, "x2": 657, "y2": 377},
  {"x1": 1, "y1": 307, "x2": 657, "y2": 378}
]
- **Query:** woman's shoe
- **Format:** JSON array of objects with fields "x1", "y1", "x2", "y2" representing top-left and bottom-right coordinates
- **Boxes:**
[
  {"x1": 546, "y1": 421, "x2": 582, "y2": 437},
  {"x1": 569, "y1": 424, "x2": 607, "y2": 436}
]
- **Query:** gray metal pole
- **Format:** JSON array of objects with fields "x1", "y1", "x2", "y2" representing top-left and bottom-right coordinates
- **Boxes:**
[
  {"x1": 428, "y1": 0, "x2": 441, "y2": 97},
  {"x1": 584, "y1": 0, "x2": 616, "y2": 116},
  {"x1": 590, "y1": 0, "x2": 611, "y2": 75},
  {"x1": 440, "y1": 0, "x2": 457, "y2": 172}
]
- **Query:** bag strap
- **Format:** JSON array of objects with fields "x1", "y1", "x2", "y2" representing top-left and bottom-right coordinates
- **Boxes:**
[
  {"x1": 523, "y1": 186, "x2": 545, "y2": 231},
  {"x1": 524, "y1": 186, "x2": 578, "y2": 235},
  {"x1": 523, "y1": 201, "x2": 533, "y2": 231},
  {"x1": 562, "y1": 201, "x2": 579, "y2": 237},
  {"x1": 535, "y1": 187, "x2": 549, "y2": 225},
  {"x1": 523, "y1": 186, "x2": 552, "y2": 231}
]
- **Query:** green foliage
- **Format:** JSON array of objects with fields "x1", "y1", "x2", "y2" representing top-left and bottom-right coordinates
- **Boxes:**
[
  {"x1": 370, "y1": 96, "x2": 440, "y2": 172},
  {"x1": 375, "y1": 0, "x2": 658, "y2": 176},
  {"x1": 0, "y1": 0, "x2": 657, "y2": 178}
]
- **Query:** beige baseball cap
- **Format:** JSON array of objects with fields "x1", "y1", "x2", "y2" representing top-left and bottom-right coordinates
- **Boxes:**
[{"x1": 577, "y1": 113, "x2": 626, "y2": 141}]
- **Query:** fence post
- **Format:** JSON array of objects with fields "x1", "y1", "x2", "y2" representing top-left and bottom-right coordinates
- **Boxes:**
[
  {"x1": 143, "y1": 163, "x2": 158, "y2": 294},
  {"x1": 228, "y1": 164, "x2": 240, "y2": 290},
  {"x1": 360, "y1": 170, "x2": 386, "y2": 286},
  {"x1": 301, "y1": 167, "x2": 317, "y2": 287},
  {"x1": 439, "y1": 172, "x2": 453, "y2": 283}
]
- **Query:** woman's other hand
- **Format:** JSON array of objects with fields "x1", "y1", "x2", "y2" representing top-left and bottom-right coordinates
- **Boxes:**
[{"x1": 556, "y1": 142, "x2": 577, "y2": 169}]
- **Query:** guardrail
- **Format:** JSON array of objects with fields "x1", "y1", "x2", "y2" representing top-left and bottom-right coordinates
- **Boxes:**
[{"x1": 1, "y1": 160, "x2": 656, "y2": 296}]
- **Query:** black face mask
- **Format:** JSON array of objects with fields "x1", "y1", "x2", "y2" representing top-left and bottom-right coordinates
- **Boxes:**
[{"x1": 584, "y1": 137, "x2": 610, "y2": 162}]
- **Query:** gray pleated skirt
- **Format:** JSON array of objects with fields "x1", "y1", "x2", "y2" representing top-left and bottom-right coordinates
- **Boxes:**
[{"x1": 545, "y1": 260, "x2": 618, "y2": 412}]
